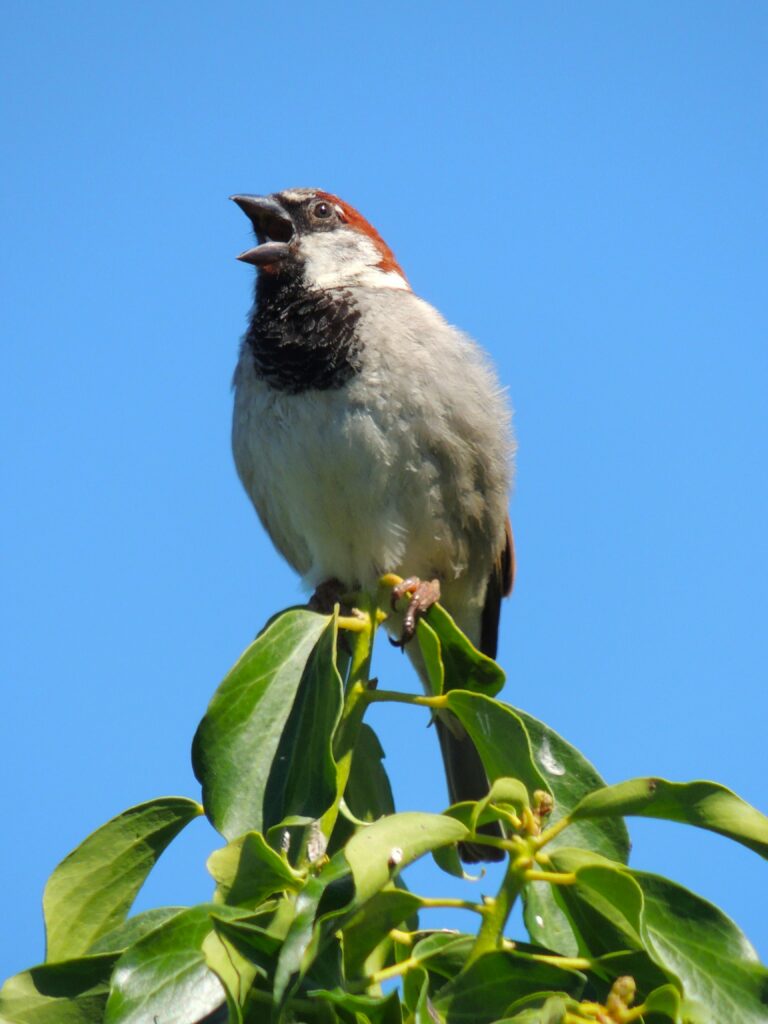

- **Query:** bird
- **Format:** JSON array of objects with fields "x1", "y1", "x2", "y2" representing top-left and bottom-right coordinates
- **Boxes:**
[{"x1": 230, "y1": 188, "x2": 515, "y2": 861}]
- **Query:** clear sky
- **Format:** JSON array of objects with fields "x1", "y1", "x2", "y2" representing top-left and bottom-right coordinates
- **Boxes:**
[{"x1": 2, "y1": 1, "x2": 767, "y2": 981}]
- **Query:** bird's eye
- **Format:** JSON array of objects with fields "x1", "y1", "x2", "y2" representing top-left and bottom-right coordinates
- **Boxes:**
[{"x1": 311, "y1": 201, "x2": 333, "y2": 220}]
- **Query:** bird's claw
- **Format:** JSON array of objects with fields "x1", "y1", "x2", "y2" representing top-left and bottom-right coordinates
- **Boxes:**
[{"x1": 389, "y1": 577, "x2": 441, "y2": 648}]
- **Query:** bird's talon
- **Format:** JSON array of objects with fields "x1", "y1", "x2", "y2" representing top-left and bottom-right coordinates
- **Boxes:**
[{"x1": 390, "y1": 577, "x2": 441, "y2": 646}]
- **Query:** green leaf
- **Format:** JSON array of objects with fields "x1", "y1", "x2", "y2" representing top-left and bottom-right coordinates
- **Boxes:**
[
  {"x1": 546, "y1": 849, "x2": 656, "y2": 960},
  {"x1": 342, "y1": 889, "x2": 422, "y2": 978},
  {"x1": 0, "y1": 955, "x2": 117, "y2": 1024},
  {"x1": 345, "y1": 812, "x2": 469, "y2": 906},
  {"x1": 418, "y1": 604, "x2": 505, "y2": 698},
  {"x1": 202, "y1": 920, "x2": 259, "y2": 1023},
  {"x1": 207, "y1": 830, "x2": 304, "y2": 907},
  {"x1": 192, "y1": 608, "x2": 332, "y2": 839},
  {"x1": 263, "y1": 615, "x2": 344, "y2": 829},
  {"x1": 514, "y1": 708, "x2": 629, "y2": 956},
  {"x1": 515, "y1": 707, "x2": 630, "y2": 862},
  {"x1": 88, "y1": 907, "x2": 186, "y2": 953},
  {"x1": 431, "y1": 838, "x2": 466, "y2": 879},
  {"x1": 273, "y1": 854, "x2": 351, "y2": 1006},
  {"x1": 407, "y1": 933, "x2": 475, "y2": 980},
  {"x1": 208, "y1": 914, "x2": 282, "y2": 978},
  {"x1": 545, "y1": 848, "x2": 673, "y2": 997},
  {"x1": 442, "y1": 693, "x2": 549, "y2": 797},
  {"x1": 402, "y1": 966, "x2": 442, "y2": 1024},
  {"x1": 432, "y1": 950, "x2": 584, "y2": 1024},
  {"x1": 43, "y1": 797, "x2": 202, "y2": 962},
  {"x1": 311, "y1": 988, "x2": 403, "y2": 1024},
  {"x1": 104, "y1": 904, "x2": 249, "y2": 1024},
  {"x1": 642, "y1": 984, "x2": 683, "y2": 1022},
  {"x1": 499, "y1": 993, "x2": 572, "y2": 1023},
  {"x1": 344, "y1": 723, "x2": 396, "y2": 822},
  {"x1": 571, "y1": 777, "x2": 768, "y2": 858},
  {"x1": 634, "y1": 870, "x2": 768, "y2": 1022},
  {"x1": 415, "y1": 616, "x2": 445, "y2": 697},
  {"x1": 471, "y1": 776, "x2": 530, "y2": 833},
  {"x1": 549, "y1": 849, "x2": 768, "y2": 1021}
]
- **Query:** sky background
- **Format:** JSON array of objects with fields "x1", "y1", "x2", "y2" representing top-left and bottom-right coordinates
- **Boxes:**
[{"x1": 2, "y1": 1, "x2": 767, "y2": 983}]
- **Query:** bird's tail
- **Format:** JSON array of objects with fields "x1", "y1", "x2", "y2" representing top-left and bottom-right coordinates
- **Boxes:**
[{"x1": 432, "y1": 527, "x2": 514, "y2": 862}]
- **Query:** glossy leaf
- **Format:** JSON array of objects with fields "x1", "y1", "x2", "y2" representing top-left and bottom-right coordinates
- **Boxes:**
[
  {"x1": 431, "y1": 838, "x2": 466, "y2": 879},
  {"x1": 635, "y1": 869, "x2": 768, "y2": 1022},
  {"x1": 342, "y1": 889, "x2": 422, "y2": 978},
  {"x1": 402, "y1": 966, "x2": 442, "y2": 1024},
  {"x1": 207, "y1": 830, "x2": 303, "y2": 907},
  {"x1": 550, "y1": 849, "x2": 768, "y2": 1021},
  {"x1": 642, "y1": 983, "x2": 683, "y2": 1022},
  {"x1": 432, "y1": 950, "x2": 584, "y2": 1024},
  {"x1": 43, "y1": 797, "x2": 202, "y2": 962},
  {"x1": 418, "y1": 604, "x2": 505, "y2": 697},
  {"x1": 311, "y1": 987, "x2": 403, "y2": 1024},
  {"x1": 443, "y1": 693, "x2": 549, "y2": 796},
  {"x1": 571, "y1": 777, "x2": 768, "y2": 858},
  {"x1": 345, "y1": 812, "x2": 468, "y2": 906},
  {"x1": 273, "y1": 854, "x2": 351, "y2": 1006},
  {"x1": 344, "y1": 723, "x2": 396, "y2": 822},
  {"x1": 498, "y1": 993, "x2": 572, "y2": 1023},
  {"x1": 88, "y1": 907, "x2": 186, "y2": 953},
  {"x1": 515, "y1": 707, "x2": 630, "y2": 862},
  {"x1": 406, "y1": 933, "x2": 476, "y2": 985},
  {"x1": 415, "y1": 615, "x2": 445, "y2": 697},
  {"x1": 515, "y1": 707, "x2": 629, "y2": 955},
  {"x1": 273, "y1": 874, "x2": 327, "y2": 1005},
  {"x1": 546, "y1": 848, "x2": 674, "y2": 999},
  {"x1": 192, "y1": 609, "x2": 332, "y2": 839},
  {"x1": 471, "y1": 776, "x2": 529, "y2": 832},
  {"x1": 263, "y1": 614, "x2": 344, "y2": 829},
  {"x1": 209, "y1": 913, "x2": 282, "y2": 977},
  {"x1": 0, "y1": 954, "x2": 117, "y2": 1024},
  {"x1": 104, "y1": 904, "x2": 249, "y2": 1024},
  {"x1": 547, "y1": 848, "x2": 653, "y2": 954},
  {"x1": 202, "y1": 919, "x2": 259, "y2": 1023}
]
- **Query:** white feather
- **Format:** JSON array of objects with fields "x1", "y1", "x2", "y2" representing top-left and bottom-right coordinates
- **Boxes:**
[{"x1": 232, "y1": 287, "x2": 514, "y2": 642}]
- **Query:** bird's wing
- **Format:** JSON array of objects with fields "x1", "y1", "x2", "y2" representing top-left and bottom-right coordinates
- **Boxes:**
[{"x1": 479, "y1": 515, "x2": 515, "y2": 660}]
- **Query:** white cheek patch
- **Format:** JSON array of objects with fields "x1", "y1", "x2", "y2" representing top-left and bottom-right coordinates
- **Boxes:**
[{"x1": 300, "y1": 231, "x2": 409, "y2": 291}]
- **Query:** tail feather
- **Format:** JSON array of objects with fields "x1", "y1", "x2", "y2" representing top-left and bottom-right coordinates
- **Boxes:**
[
  {"x1": 400, "y1": 522, "x2": 515, "y2": 863},
  {"x1": 436, "y1": 520, "x2": 515, "y2": 863}
]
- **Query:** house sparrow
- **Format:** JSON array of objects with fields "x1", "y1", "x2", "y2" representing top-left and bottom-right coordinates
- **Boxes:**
[{"x1": 231, "y1": 189, "x2": 515, "y2": 861}]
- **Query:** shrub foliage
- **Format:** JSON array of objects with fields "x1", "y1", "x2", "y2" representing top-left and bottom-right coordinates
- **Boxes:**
[{"x1": 2, "y1": 581, "x2": 767, "y2": 1023}]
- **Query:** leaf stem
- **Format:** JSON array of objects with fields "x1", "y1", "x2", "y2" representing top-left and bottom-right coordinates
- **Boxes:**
[
  {"x1": 534, "y1": 812, "x2": 573, "y2": 849},
  {"x1": 524, "y1": 869, "x2": 577, "y2": 885},
  {"x1": 319, "y1": 597, "x2": 377, "y2": 840},
  {"x1": 527, "y1": 953, "x2": 592, "y2": 970},
  {"x1": 337, "y1": 614, "x2": 368, "y2": 633},
  {"x1": 464, "y1": 851, "x2": 528, "y2": 966},
  {"x1": 419, "y1": 896, "x2": 486, "y2": 914},
  {"x1": 367, "y1": 688, "x2": 448, "y2": 709},
  {"x1": 366, "y1": 954, "x2": 419, "y2": 986}
]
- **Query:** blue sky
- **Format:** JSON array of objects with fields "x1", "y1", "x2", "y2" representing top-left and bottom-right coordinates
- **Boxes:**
[{"x1": 2, "y1": 1, "x2": 767, "y2": 980}]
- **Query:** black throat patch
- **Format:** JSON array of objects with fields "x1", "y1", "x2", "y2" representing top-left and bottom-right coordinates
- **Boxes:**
[{"x1": 245, "y1": 276, "x2": 363, "y2": 394}]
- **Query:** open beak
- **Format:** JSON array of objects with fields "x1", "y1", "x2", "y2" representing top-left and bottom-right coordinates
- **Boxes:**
[{"x1": 230, "y1": 194, "x2": 294, "y2": 267}]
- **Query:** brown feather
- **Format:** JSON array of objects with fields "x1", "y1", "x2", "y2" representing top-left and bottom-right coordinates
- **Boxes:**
[
  {"x1": 480, "y1": 516, "x2": 515, "y2": 660},
  {"x1": 441, "y1": 516, "x2": 514, "y2": 863}
]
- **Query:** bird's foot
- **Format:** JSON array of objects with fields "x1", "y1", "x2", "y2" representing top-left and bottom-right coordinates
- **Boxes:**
[
  {"x1": 309, "y1": 578, "x2": 352, "y2": 615},
  {"x1": 389, "y1": 577, "x2": 441, "y2": 647}
]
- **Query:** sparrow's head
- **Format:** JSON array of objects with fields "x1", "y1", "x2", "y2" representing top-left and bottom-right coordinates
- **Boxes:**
[{"x1": 231, "y1": 188, "x2": 409, "y2": 292}]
